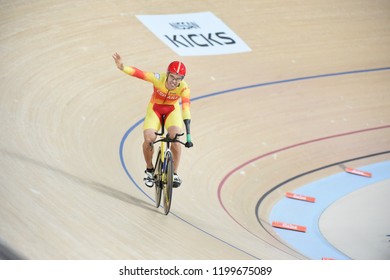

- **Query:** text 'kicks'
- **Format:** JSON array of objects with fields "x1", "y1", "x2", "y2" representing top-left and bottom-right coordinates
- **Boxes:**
[{"x1": 144, "y1": 170, "x2": 154, "y2": 188}]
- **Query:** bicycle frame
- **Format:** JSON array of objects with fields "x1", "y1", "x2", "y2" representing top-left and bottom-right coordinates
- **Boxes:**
[
  {"x1": 152, "y1": 114, "x2": 186, "y2": 215},
  {"x1": 155, "y1": 115, "x2": 185, "y2": 173}
]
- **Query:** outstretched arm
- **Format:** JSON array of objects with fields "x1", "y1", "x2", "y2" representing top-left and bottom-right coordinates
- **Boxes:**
[
  {"x1": 112, "y1": 52, "x2": 124, "y2": 71},
  {"x1": 112, "y1": 52, "x2": 155, "y2": 82}
]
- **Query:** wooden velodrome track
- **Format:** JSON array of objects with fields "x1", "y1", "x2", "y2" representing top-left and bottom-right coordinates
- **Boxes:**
[{"x1": 1, "y1": 0, "x2": 389, "y2": 260}]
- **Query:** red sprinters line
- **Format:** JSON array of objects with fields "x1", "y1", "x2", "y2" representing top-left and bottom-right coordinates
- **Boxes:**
[{"x1": 217, "y1": 125, "x2": 390, "y2": 224}]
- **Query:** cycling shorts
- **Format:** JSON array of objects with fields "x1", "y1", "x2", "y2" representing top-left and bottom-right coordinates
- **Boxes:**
[{"x1": 143, "y1": 102, "x2": 183, "y2": 131}]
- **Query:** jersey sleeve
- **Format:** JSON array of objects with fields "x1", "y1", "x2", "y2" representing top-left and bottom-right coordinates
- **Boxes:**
[
  {"x1": 122, "y1": 66, "x2": 157, "y2": 83},
  {"x1": 180, "y1": 84, "x2": 191, "y2": 120}
]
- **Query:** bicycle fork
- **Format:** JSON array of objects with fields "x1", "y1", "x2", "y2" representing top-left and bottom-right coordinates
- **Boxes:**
[{"x1": 160, "y1": 143, "x2": 167, "y2": 184}]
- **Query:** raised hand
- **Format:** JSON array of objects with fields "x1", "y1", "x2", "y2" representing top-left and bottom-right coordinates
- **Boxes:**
[{"x1": 112, "y1": 52, "x2": 124, "y2": 70}]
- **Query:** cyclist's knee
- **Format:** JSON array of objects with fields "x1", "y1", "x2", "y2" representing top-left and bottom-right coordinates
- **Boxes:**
[
  {"x1": 167, "y1": 126, "x2": 181, "y2": 139},
  {"x1": 144, "y1": 129, "x2": 157, "y2": 142}
]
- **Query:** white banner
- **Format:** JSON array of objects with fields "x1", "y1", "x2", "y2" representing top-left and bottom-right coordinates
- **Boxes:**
[{"x1": 136, "y1": 12, "x2": 251, "y2": 56}]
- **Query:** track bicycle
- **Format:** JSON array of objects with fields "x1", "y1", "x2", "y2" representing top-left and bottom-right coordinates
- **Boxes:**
[{"x1": 152, "y1": 114, "x2": 186, "y2": 215}]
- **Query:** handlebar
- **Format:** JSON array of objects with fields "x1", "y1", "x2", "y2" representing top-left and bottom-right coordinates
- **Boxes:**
[
  {"x1": 153, "y1": 132, "x2": 186, "y2": 146},
  {"x1": 153, "y1": 114, "x2": 191, "y2": 147}
]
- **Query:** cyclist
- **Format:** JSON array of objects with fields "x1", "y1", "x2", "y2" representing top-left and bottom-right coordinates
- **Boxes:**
[{"x1": 112, "y1": 52, "x2": 193, "y2": 188}]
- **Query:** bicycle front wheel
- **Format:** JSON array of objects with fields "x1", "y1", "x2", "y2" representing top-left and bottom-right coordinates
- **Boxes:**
[
  {"x1": 154, "y1": 148, "x2": 162, "y2": 208},
  {"x1": 163, "y1": 150, "x2": 174, "y2": 215}
]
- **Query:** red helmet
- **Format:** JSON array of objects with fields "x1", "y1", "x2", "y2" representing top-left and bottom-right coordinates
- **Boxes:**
[{"x1": 167, "y1": 61, "x2": 186, "y2": 76}]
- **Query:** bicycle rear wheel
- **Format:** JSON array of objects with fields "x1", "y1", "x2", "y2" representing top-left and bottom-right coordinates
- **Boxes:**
[
  {"x1": 154, "y1": 148, "x2": 162, "y2": 208},
  {"x1": 163, "y1": 150, "x2": 174, "y2": 215}
]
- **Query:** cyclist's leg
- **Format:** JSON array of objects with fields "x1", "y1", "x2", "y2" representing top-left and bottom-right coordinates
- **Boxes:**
[
  {"x1": 165, "y1": 104, "x2": 183, "y2": 174},
  {"x1": 167, "y1": 125, "x2": 181, "y2": 173},
  {"x1": 143, "y1": 103, "x2": 160, "y2": 170},
  {"x1": 143, "y1": 129, "x2": 156, "y2": 169}
]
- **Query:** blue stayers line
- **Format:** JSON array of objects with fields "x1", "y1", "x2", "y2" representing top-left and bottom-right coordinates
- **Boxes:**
[
  {"x1": 119, "y1": 66, "x2": 390, "y2": 259},
  {"x1": 192, "y1": 67, "x2": 390, "y2": 101}
]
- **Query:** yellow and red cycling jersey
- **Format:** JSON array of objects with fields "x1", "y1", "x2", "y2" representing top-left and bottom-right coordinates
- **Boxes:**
[{"x1": 122, "y1": 66, "x2": 191, "y2": 120}]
